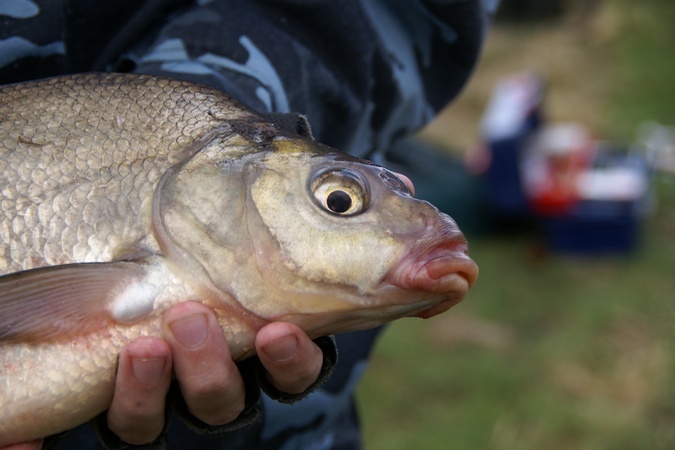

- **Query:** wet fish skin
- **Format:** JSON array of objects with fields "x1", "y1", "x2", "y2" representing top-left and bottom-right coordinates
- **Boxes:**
[{"x1": 0, "y1": 73, "x2": 478, "y2": 446}]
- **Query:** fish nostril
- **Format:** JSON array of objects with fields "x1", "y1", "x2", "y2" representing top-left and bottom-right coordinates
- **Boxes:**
[{"x1": 391, "y1": 171, "x2": 415, "y2": 196}]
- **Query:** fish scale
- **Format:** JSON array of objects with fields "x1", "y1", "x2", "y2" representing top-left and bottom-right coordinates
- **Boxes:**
[{"x1": 0, "y1": 73, "x2": 251, "y2": 273}]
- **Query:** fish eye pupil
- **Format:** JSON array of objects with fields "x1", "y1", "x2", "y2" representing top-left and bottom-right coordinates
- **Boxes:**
[{"x1": 326, "y1": 190, "x2": 352, "y2": 213}]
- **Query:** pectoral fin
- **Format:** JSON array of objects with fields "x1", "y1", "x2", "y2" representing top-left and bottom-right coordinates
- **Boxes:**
[{"x1": 0, "y1": 262, "x2": 153, "y2": 344}]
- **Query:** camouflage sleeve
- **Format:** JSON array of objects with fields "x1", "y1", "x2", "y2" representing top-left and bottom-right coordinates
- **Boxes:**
[{"x1": 0, "y1": 0, "x2": 496, "y2": 158}]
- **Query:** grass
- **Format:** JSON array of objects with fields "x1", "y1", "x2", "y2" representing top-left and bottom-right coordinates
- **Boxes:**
[
  {"x1": 609, "y1": 0, "x2": 675, "y2": 139},
  {"x1": 358, "y1": 2, "x2": 675, "y2": 449},
  {"x1": 360, "y1": 218, "x2": 675, "y2": 449}
]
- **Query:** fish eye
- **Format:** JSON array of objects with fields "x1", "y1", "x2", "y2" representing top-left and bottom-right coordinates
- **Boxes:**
[{"x1": 310, "y1": 168, "x2": 369, "y2": 216}]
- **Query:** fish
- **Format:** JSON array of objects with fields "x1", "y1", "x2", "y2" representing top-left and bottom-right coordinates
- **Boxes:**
[{"x1": 0, "y1": 73, "x2": 478, "y2": 446}]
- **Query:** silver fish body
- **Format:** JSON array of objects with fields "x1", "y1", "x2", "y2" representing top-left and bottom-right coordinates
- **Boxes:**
[{"x1": 0, "y1": 73, "x2": 478, "y2": 446}]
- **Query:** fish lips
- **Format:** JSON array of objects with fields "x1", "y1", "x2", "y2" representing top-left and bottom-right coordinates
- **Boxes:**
[{"x1": 385, "y1": 230, "x2": 479, "y2": 319}]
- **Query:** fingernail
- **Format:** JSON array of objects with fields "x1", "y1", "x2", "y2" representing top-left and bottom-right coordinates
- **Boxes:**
[
  {"x1": 262, "y1": 334, "x2": 299, "y2": 362},
  {"x1": 131, "y1": 357, "x2": 166, "y2": 384},
  {"x1": 169, "y1": 313, "x2": 209, "y2": 348}
]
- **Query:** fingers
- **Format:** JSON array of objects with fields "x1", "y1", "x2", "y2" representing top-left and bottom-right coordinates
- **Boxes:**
[
  {"x1": 162, "y1": 302, "x2": 246, "y2": 426},
  {"x1": 256, "y1": 322, "x2": 323, "y2": 394},
  {"x1": 106, "y1": 337, "x2": 172, "y2": 445},
  {"x1": 106, "y1": 303, "x2": 323, "y2": 447}
]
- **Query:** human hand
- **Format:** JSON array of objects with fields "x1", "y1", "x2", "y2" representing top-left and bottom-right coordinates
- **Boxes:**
[{"x1": 106, "y1": 301, "x2": 324, "y2": 445}]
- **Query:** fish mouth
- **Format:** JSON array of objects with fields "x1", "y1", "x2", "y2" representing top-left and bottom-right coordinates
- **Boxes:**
[
  {"x1": 272, "y1": 231, "x2": 478, "y2": 338},
  {"x1": 384, "y1": 230, "x2": 479, "y2": 319}
]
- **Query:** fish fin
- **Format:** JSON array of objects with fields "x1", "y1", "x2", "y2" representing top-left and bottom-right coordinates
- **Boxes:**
[{"x1": 0, "y1": 262, "x2": 152, "y2": 344}]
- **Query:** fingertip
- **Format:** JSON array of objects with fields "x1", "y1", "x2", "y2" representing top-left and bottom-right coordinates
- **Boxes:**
[
  {"x1": 260, "y1": 333, "x2": 299, "y2": 363},
  {"x1": 256, "y1": 322, "x2": 323, "y2": 394},
  {"x1": 163, "y1": 302, "x2": 227, "y2": 353},
  {"x1": 163, "y1": 301, "x2": 214, "y2": 324},
  {"x1": 120, "y1": 337, "x2": 172, "y2": 385},
  {"x1": 124, "y1": 336, "x2": 172, "y2": 359},
  {"x1": 255, "y1": 322, "x2": 303, "y2": 349}
]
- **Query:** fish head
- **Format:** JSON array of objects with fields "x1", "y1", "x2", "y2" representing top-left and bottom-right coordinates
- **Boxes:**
[
  {"x1": 157, "y1": 126, "x2": 477, "y2": 340},
  {"x1": 239, "y1": 135, "x2": 479, "y2": 336}
]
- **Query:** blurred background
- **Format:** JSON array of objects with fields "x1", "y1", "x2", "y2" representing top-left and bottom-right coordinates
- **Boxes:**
[{"x1": 358, "y1": 1, "x2": 675, "y2": 448}]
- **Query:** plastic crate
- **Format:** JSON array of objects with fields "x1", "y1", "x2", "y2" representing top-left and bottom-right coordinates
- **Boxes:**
[{"x1": 541, "y1": 198, "x2": 643, "y2": 254}]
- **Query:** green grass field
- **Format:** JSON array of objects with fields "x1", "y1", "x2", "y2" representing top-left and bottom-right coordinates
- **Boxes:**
[{"x1": 358, "y1": 2, "x2": 675, "y2": 449}]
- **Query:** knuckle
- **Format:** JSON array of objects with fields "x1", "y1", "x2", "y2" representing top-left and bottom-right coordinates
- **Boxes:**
[
  {"x1": 189, "y1": 390, "x2": 246, "y2": 426},
  {"x1": 280, "y1": 374, "x2": 315, "y2": 394},
  {"x1": 187, "y1": 375, "x2": 232, "y2": 400},
  {"x1": 270, "y1": 369, "x2": 318, "y2": 395},
  {"x1": 296, "y1": 369, "x2": 320, "y2": 390},
  {"x1": 182, "y1": 375, "x2": 247, "y2": 426},
  {"x1": 197, "y1": 400, "x2": 245, "y2": 426},
  {"x1": 115, "y1": 429, "x2": 163, "y2": 446},
  {"x1": 108, "y1": 410, "x2": 164, "y2": 445},
  {"x1": 284, "y1": 352, "x2": 323, "y2": 393},
  {"x1": 113, "y1": 428, "x2": 161, "y2": 446}
]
